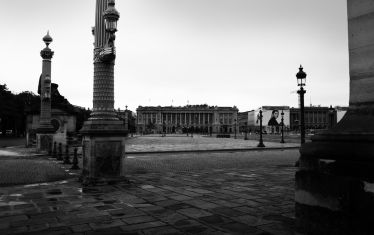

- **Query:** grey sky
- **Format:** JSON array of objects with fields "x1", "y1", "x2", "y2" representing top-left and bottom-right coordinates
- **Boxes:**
[{"x1": 0, "y1": 0, "x2": 349, "y2": 112}]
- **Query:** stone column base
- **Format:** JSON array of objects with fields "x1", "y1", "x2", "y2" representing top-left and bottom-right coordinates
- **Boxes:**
[
  {"x1": 80, "y1": 120, "x2": 128, "y2": 186},
  {"x1": 295, "y1": 109, "x2": 374, "y2": 234},
  {"x1": 36, "y1": 133, "x2": 54, "y2": 152}
]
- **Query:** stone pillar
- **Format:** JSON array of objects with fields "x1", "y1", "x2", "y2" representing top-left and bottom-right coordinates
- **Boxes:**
[
  {"x1": 295, "y1": 1, "x2": 374, "y2": 234},
  {"x1": 36, "y1": 32, "x2": 55, "y2": 152},
  {"x1": 80, "y1": 0, "x2": 127, "y2": 185}
]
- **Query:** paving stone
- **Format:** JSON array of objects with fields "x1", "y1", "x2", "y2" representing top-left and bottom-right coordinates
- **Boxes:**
[
  {"x1": 257, "y1": 222, "x2": 294, "y2": 235},
  {"x1": 0, "y1": 215, "x2": 28, "y2": 223},
  {"x1": 158, "y1": 212, "x2": 188, "y2": 226},
  {"x1": 142, "y1": 226, "x2": 183, "y2": 235},
  {"x1": 178, "y1": 224, "x2": 214, "y2": 234},
  {"x1": 85, "y1": 226, "x2": 125, "y2": 235},
  {"x1": 71, "y1": 223, "x2": 92, "y2": 232},
  {"x1": 167, "y1": 195, "x2": 192, "y2": 201},
  {"x1": 232, "y1": 214, "x2": 273, "y2": 226},
  {"x1": 95, "y1": 205, "x2": 116, "y2": 211},
  {"x1": 177, "y1": 208, "x2": 212, "y2": 219},
  {"x1": 122, "y1": 216, "x2": 157, "y2": 225},
  {"x1": 184, "y1": 199, "x2": 219, "y2": 209},
  {"x1": 89, "y1": 219, "x2": 125, "y2": 230},
  {"x1": 219, "y1": 222, "x2": 264, "y2": 235},
  {"x1": 163, "y1": 203, "x2": 191, "y2": 210},
  {"x1": 209, "y1": 207, "x2": 246, "y2": 217},
  {"x1": 108, "y1": 208, "x2": 146, "y2": 218},
  {"x1": 120, "y1": 221, "x2": 166, "y2": 232},
  {"x1": 154, "y1": 200, "x2": 180, "y2": 208},
  {"x1": 199, "y1": 214, "x2": 233, "y2": 225},
  {"x1": 28, "y1": 223, "x2": 50, "y2": 232},
  {"x1": 185, "y1": 188, "x2": 214, "y2": 194}
]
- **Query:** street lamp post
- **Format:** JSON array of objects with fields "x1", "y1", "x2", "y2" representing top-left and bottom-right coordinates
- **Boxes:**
[
  {"x1": 280, "y1": 110, "x2": 285, "y2": 143},
  {"x1": 234, "y1": 119, "x2": 237, "y2": 139},
  {"x1": 244, "y1": 122, "x2": 248, "y2": 140},
  {"x1": 257, "y1": 110, "x2": 265, "y2": 147},
  {"x1": 80, "y1": 0, "x2": 127, "y2": 185},
  {"x1": 328, "y1": 105, "x2": 335, "y2": 129},
  {"x1": 296, "y1": 65, "x2": 306, "y2": 144}
]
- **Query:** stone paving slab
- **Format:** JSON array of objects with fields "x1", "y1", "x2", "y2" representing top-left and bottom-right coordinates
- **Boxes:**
[{"x1": 0, "y1": 150, "x2": 297, "y2": 234}]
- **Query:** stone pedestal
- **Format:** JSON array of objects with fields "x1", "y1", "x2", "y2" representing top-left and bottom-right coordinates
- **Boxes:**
[
  {"x1": 80, "y1": 120, "x2": 127, "y2": 185},
  {"x1": 295, "y1": 1, "x2": 374, "y2": 234},
  {"x1": 36, "y1": 133, "x2": 54, "y2": 152}
]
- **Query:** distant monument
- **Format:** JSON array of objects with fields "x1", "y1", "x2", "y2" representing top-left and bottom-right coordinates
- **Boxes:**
[
  {"x1": 80, "y1": 0, "x2": 127, "y2": 185},
  {"x1": 26, "y1": 82, "x2": 82, "y2": 147},
  {"x1": 36, "y1": 32, "x2": 55, "y2": 152},
  {"x1": 296, "y1": 1, "x2": 374, "y2": 234}
]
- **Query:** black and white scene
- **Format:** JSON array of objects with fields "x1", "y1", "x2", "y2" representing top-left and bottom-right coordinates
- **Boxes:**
[{"x1": 0, "y1": 0, "x2": 373, "y2": 234}]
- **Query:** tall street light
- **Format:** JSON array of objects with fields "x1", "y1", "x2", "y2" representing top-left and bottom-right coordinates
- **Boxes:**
[
  {"x1": 80, "y1": 0, "x2": 127, "y2": 185},
  {"x1": 244, "y1": 121, "x2": 248, "y2": 140},
  {"x1": 296, "y1": 65, "x2": 306, "y2": 144},
  {"x1": 257, "y1": 110, "x2": 265, "y2": 147},
  {"x1": 234, "y1": 119, "x2": 237, "y2": 139},
  {"x1": 280, "y1": 110, "x2": 285, "y2": 143},
  {"x1": 328, "y1": 105, "x2": 335, "y2": 129}
]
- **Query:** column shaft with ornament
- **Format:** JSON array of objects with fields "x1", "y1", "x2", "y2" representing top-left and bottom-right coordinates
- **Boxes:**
[
  {"x1": 36, "y1": 32, "x2": 55, "y2": 152},
  {"x1": 80, "y1": 0, "x2": 127, "y2": 185},
  {"x1": 295, "y1": 0, "x2": 374, "y2": 234}
]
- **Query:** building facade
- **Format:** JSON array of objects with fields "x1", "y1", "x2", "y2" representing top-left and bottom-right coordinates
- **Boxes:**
[
  {"x1": 116, "y1": 108, "x2": 136, "y2": 134},
  {"x1": 289, "y1": 106, "x2": 338, "y2": 132},
  {"x1": 136, "y1": 105, "x2": 238, "y2": 134}
]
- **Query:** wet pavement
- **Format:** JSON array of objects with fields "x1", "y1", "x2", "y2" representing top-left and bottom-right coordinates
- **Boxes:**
[
  {"x1": 0, "y1": 148, "x2": 73, "y2": 186},
  {"x1": 125, "y1": 135, "x2": 299, "y2": 153},
  {"x1": 0, "y1": 149, "x2": 298, "y2": 234}
]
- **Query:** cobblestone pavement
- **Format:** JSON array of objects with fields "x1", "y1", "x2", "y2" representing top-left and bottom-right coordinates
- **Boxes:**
[
  {"x1": 0, "y1": 150, "x2": 298, "y2": 234},
  {"x1": 126, "y1": 136, "x2": 299, "y2": 153}
]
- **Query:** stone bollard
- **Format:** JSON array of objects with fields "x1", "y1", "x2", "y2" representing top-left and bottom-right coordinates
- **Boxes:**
[
  {"x1": 64, "y1": 145, "x2": 71, "y2": 164},
  {"x1": 53, "y1": 142, "x2": 57, "y2": 158},
  {"x1": 48, "y1": 142, "x2": 53, "y2": 156},
  {"x1": 57, "y1": 143, "x2": 63, "y2": 161},
  {"x1": 71, "y1": 148, "x2": 80, "y2": 170}
]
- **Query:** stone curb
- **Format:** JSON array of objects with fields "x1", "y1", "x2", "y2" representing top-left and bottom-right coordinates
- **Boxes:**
[{"x1": 125, "y1": 146, "x2": 300, "y2": 155}]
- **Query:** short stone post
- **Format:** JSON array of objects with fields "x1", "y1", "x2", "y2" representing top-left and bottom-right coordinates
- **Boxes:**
[
  {"x1": 71, "y1": 148, "x2": 80, "y2": 170},
  {"x1": 52, "y1": 141, "x2": 57, "y2": 158},
  {"x1": 57, "y1": 143, "x2": 63, "y2": 161},
  {"x1": 64, "y1": 144, "x2": 71, "y2": 164},
  {"x1": 48, "y1": 142, "x2": 53, "y2": 156}
]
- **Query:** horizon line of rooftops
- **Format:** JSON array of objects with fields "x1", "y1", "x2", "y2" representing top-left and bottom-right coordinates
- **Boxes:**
[{"x1": 136, "y1": 104, "x2": 348, "y2": 111}]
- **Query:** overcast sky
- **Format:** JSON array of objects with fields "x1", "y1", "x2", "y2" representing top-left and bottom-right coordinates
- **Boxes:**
[{"x1": 0, "y1": 0, "x2": 349, "y2": 112}]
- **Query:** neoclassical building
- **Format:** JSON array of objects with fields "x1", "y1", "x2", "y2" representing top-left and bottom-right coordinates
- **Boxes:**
[{"x1": 136, "y1": 105, "x2": 238, "y2": 134}]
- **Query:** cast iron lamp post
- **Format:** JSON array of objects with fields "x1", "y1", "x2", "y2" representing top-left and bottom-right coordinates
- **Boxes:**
[
  {"x1": 234, "y1": 119, "x2": 237, "y2": 139},
  {"x1": 328, "y1": 105, "x2": 335, "y2": 129},
  {"x1": 280, "y1": 110, "x2": 285, "y2": 143},
  {"x1": 296, "y1": 65, "x2": 306, "y2": 144},
  {"x1": 257, "y1": 110, "x2": 265, "y2": 147},
  {"x1": 244, "y1": 122, "x2": 248, "y2": 140}
]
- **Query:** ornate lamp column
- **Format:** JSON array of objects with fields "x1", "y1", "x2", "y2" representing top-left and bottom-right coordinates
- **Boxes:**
[
  {"x1": 80, "y1": 0, "x2": 127, "y2": 185},
  {"x1": 296, "y1": 65, "x2": 306, "y2": 144},
  {"x1": 280, "y1": 110, "x2": 285, "y2": 143},
  {"x1": 36, "y1": 32, "x2": 55, "y2": 152},
  {"x1": 296, "y1": 1, "x2": 374, "y2": 234},
  {"x1": 257, "y1": 110, "x2": 265, "y2": 147}
]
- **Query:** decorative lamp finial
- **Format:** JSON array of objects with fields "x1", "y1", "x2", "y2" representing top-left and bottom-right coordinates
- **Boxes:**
[{"x1": 43, "y1": 31, "x2": 53, "y2": 47}]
